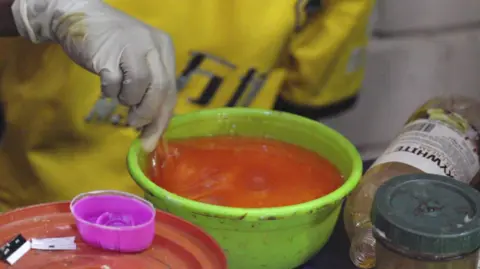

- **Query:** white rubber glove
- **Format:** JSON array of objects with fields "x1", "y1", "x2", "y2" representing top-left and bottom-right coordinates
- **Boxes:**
[{"x1": 11, "y1": 0, "x2": 177, "y2": 152}]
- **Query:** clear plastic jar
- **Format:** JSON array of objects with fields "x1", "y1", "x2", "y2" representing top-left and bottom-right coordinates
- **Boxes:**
[
  {"x1": 345, "y1": 96, "x2": 480, "y2": 268},
  {"x1": 376, "y1": 238, "x2": 479, "y2": 269},
  {"x1": 372, "y1": 174, "x2": 480, "y2": 269}
]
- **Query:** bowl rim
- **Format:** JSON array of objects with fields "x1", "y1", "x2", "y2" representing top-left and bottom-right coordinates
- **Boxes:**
[{"x1": 127, "y1": 108, "x2": 363, "y2": 220}]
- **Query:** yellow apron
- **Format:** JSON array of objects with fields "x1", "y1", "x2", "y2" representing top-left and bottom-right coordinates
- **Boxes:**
[{"x1": 0, "y1": 0, "x2": 373, "y2": 211}]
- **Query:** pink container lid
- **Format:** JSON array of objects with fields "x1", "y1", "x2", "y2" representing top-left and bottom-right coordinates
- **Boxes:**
[
  {"x1": 0, "y1": 202, "x2": 227, "y2": 269},
  {"x1": 70, "y1": 191, "x2": 156, "y2": 253}
]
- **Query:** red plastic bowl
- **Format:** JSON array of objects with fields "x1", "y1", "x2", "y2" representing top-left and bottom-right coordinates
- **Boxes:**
[{"x1": 0, "y1": 201, "x2": 227, "y2": 269}]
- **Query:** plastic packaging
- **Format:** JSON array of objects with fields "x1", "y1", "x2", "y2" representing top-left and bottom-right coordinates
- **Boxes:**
[
  {"x1": 344, "y1": 96, "x2": 480, "y2": 268},
  {"x1": 70, "y1": 190, "x2": 156, "y2": 252},
  {"x1": 372, "y1": 174, "x2": 480, "y2": 269}
]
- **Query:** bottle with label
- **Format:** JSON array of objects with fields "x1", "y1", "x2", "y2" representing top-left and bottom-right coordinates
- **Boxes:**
[
  {"x1": 372, "y1": 174, "x2": 480, "y2": 269},
  {"x1": 343, "y1": 96, "x2": 480, "y2": 268}
]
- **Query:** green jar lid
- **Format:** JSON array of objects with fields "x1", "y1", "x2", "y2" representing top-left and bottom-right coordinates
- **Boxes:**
[{"x1": 371, "y1": 174, "x2": 480, "y2": 257}]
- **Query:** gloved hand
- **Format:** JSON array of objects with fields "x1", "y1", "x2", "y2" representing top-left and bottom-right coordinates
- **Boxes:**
[{"x1": 11, "y1": 0, "x2": 177, "y2": 152}]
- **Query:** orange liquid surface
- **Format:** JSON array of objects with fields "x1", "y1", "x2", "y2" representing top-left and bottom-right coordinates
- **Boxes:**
[{"x1": 148, "y1": 136, "x2": 343, "y2": 208}]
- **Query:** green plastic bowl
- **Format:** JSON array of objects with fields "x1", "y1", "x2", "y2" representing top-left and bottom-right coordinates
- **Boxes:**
[{"x1": 128, "y1": 108, "x2": 362, "y2": 269}]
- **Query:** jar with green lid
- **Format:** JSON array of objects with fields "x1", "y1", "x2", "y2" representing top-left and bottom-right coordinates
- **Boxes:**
[{"x1": 371, "y1": 174, "x2": 480, "y2": 269}]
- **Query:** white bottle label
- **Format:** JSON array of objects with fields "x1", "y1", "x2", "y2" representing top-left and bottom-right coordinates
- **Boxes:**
[{"x1": 372, "y1": 118, "x2": 480, "y2": 184}]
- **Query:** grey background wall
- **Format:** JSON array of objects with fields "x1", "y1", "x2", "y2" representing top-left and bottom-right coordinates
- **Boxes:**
[{"x1": 325, "y1": 0, "x2": 480, "y2": 160}]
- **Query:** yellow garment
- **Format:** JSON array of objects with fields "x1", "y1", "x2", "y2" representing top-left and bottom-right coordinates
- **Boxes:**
[{"x1": 0, "y1": 0, "x2": 373, "y2": 211}]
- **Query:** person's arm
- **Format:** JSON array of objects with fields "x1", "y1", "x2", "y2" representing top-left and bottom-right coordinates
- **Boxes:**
[
  {"x1": 8, "y1": 0, "x2": 176, "y2": 152},
  {"x1": 274, "y1": 0, "x2": 374, "y2": 119},
  {"x1": 0, "y1": 0, "x2": 18, "y2": 36}
]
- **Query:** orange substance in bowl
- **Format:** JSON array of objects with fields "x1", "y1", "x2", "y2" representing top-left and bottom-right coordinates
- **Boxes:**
[{"x1": 148, "y1": 136, "x2": 343, "y2": 208}]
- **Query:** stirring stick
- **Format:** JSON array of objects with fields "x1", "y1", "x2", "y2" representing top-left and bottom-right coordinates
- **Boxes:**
[
  {"x1": 161, "y1": 135, "x2": 169, "y2": 156},
  {"x1": 159, "y1": 135, "x2": 174, "y2": 168}
]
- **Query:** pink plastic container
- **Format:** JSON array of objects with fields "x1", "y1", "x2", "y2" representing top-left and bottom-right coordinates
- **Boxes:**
[{"x1": 70, "y1": 190, "x2": 156, "y2": 252}]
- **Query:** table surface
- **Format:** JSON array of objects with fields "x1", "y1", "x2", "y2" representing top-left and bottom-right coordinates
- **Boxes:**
[
  {"x1": 298, "y1": 206, "x2": 356, "y2": 269},
  {"x1": 298, "y1": 160, "x2": 374, "y2": 269}
]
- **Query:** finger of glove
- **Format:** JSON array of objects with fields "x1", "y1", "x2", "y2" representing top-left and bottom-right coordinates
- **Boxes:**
[
  {"x1": 139, "y1": 31, "x2": 177, "y2": 152},
  {"x1": 118, "y1": 47, "x2": 152, "y2": 106},
  {"x1": 127, "y1": 47, "x2": 169, "y2": 127},
  {"x1": 151, "y1": 32, "x2": 176, "y2": 79},
  {"x1": 100, "y1": 69, "x2": 122, "y2": 99},
  {"x1": 127, "y1": 82, "x2": 167, "y2": 128},
  {"x1": 137, "y1": 49, "x2": 177, "y2": 152},
  {"x1": 139, "y1": 102, "x2": 171, "y2": 152},
  {"x1": 139, "y1": 84, "x2": 176, "y2": 152}
]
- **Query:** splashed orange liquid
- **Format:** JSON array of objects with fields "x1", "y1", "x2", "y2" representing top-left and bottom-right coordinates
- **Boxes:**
[{"x1": 148, "y1": 136, "x2": 343, "y2": 208}]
